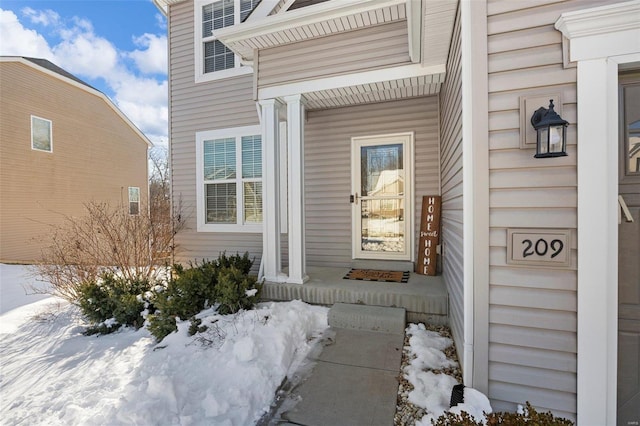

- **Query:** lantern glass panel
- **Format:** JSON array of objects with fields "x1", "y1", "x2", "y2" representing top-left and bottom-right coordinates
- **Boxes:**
[
  {"x1": 538, "y1": 127, "x2": 549, "y2": 155},
  {"x1": 549, "y1": 125, "x2": 564, "y2": 153}
]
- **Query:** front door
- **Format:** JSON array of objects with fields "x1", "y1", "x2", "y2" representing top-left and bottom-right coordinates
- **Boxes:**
[
  {"x1": 351, "y1": 133, "x2": 413, "y2": 261},
  {"x1": 618, "y1": 73, "x2": 640, "y2": 426}
]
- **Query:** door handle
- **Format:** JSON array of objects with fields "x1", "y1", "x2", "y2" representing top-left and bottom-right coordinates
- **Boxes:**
[
  {"x1": 619, "y1": 195, "x2": 634, "y2": 223},
  {"x1": 350, "y1": 193, "x2": 359, "y2": 204}
]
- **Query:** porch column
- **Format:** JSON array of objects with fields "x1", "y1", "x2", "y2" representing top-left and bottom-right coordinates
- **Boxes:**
[
  {"x1": 284, "y1": 94, "x2": 308, "y2": 284},
  {"x1": 259, "y1": 98, "x2": 284, "y2": 282}
]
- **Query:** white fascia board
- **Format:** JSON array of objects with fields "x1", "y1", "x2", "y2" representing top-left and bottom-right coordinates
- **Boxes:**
[
  {"x1": 214, "y1": 0, "x2": 406, "y2": 59},
  {"x1": 246, "y1": 0, "x2": 282, "y2": 21},
  {"x1": 406, "y1": 0, "x2": 423, "y2": 63},
  {"x1": 4, "y1": 57, "x2": 153, "y2": 147},
  {"x1": 258, "y1": 63, "x2": 446, "y2": 100},
  {"x1": 555, "y1": 0, "x2": 640, "y2": 40},
  {"x1": 555, "y1": 0, "x2": 640, "y2": 63},
  {"x1": 153, "y1": 0, "x2": 186, "y2": 16}
]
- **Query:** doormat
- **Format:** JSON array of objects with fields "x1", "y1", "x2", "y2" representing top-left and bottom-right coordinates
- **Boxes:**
[{"x1": 343, "y1": 269, "x2": 410, "y2": 283}]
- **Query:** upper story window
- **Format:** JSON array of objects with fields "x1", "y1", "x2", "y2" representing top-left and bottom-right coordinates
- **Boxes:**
[
  {"x1": 195, "y1": 0, "x2": 259, "y2": 83},
  {"x1": 31, "y1": 115, "x2": 52, "y2": 152}
]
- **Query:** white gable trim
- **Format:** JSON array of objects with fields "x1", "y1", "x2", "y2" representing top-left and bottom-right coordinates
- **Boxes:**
[{"x1": 555, "y1": 1, "x2": 640, "y2": 423}]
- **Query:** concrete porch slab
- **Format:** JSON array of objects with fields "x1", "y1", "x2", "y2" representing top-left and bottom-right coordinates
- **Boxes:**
[{"x1": 261, "y1": 266, "x2": 448, "y2": 324}]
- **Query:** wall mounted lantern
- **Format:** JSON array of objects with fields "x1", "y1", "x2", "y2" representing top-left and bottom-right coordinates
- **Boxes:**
[{"x1": 530, "y1": 99, "x2": 568, "y2": 158}]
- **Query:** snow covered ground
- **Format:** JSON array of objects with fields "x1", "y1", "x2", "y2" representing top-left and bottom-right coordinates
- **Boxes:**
[
  {"x1": 0, "y1": 263, "x2": 51, "y2": 316},
  {"x1": 0, "y1": 264, "x2": 491, "y2": 425}
]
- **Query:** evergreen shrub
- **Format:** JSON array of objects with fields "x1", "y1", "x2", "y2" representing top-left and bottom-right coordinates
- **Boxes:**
[
  {"x1": 147, "y1": 252, "x2": 261, "y2": 341},
  {"x1": 77, "y1": 273, "x2": 153, "y2": 334}
]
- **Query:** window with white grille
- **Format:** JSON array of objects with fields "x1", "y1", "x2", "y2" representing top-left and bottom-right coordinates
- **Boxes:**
[
  {"x1": 196, "y1": 0, "x2": 259, "y2": 82},
  {"x1": 196, "y1": 126, "x2": 262, "y2": 232}
]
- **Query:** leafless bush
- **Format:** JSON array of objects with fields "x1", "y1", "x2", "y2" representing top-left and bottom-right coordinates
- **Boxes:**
[{"x1": 31, "y1": 200, "x2": 184, "y2": 303}]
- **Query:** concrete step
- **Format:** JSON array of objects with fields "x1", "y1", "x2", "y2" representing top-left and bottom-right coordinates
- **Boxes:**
[{"x1": 328, "y1": 302, "x2": 406, "y2": 335}]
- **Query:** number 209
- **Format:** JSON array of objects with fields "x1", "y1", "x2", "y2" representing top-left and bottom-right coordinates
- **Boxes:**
[{"x1": 522, "y1": 238, "x2": 564, "y2": 259}]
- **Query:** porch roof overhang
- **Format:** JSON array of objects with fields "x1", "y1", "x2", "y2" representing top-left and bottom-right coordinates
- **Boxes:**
[
  {"x1": 259, "y1": 63, "x2": 446, "y2": 110},
  {"x1": 214, "y1": 0, "x2": 421, "y2": 62},
  {"x1": 215, "y1": 0, "x2": 457, "y2": 109}
]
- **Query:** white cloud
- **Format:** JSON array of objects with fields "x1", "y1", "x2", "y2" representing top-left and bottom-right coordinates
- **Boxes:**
[
  {"x1": 128, "y1": 33, "x2": 167, "y2": 75},
  {"x1": 0, "y1": 7, "x2": 168, "y2": 145},
  {"x1": 155, "y1": 13, "x2": 167, "y2": 31},
  {"x1": 22, "y1": 7, "x2": 60, "y2": 27},
  {"x1": 0, "y1": 9, "x2": 54, "y2": 59}
]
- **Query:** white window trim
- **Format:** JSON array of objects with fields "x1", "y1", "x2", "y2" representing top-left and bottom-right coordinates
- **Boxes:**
[
  {"x1": 196, "y1": 125, "x2": 262, "y2": 232},
  {"x1": 128, "y1": 187, "x2": 140, "y2": 215},
  {"x1": 194, "y1": 0, "x2": 254, "y2": 84},
  {"x1": 31, "y1": 115, "x2": 53, "y2": 153}
]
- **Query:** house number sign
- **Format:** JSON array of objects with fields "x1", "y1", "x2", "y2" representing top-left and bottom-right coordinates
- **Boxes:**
[{"x1": 507, "y1": 228, "x2": 571, "y2": 268}]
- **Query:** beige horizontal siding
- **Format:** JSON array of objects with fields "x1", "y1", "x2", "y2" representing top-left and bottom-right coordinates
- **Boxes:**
[
  {"x1": 439, "y1": 6, "x2": 464, "y2": 367},
  {"x1": 257, "y1": 20, "x2": 410, "y2": 88},
  {"x1": 0, "y1": 62, "x2": 148, "y2": 263},
  {"x1": 169, "y1": 1, "x2": 262, "y2": 267},
  {"x1": 484, "y1": 0, "x2": 587, "y2": 419},
  {"x1": 305, "y1": 96, "x2": 440, "y2": 267}
]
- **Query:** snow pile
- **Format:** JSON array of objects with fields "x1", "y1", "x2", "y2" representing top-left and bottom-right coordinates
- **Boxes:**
[
  {"x1": 0, "y1": 274, "x2": 328, "y2": 426},
  {"x1": 403, "y1": 323, "x2": 492, "y2": 425}
]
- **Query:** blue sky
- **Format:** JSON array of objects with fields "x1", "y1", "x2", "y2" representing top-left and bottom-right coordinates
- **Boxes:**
[{"x1": 0, "y1": 0, "x2": 168, "y2": 145}]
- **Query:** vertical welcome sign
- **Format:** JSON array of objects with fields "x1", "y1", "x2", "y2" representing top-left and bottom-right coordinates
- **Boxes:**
[{"x1": 416, "y1": 196, "x2": 441, "y2": 276}]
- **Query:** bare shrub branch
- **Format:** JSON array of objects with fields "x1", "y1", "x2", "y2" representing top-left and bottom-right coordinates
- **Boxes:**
[{"x1": 31, "y1": 200, "x2": 184, "y2": 303}]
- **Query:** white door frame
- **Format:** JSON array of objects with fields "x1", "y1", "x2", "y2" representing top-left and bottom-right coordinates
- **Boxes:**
[
  {"x1": 351, "y1": 132, "x2": 415, "y2": 261},
  {"x1": 556, "y1": 2, "x2": 640, "y2": 423}
]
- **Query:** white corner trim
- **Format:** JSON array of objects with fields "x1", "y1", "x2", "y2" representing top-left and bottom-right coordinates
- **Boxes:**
[
  {"x1": 258, "y1": 63, "x2": 446, "y2": 100},
  {"x1": 461, "y1": 0, "x2": 489, "y2": 394}
]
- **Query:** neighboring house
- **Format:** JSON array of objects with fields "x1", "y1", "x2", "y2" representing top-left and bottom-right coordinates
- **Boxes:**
[
  {"x1": 156, "y1": 0, "x2": 640, "y2": 423},
  {"x1": 0, "y1": 57, "x2": 151, "y2": 263}
]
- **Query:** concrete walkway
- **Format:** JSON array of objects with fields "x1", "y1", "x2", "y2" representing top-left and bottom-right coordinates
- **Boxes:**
[{"x1": 272, "y1": 303, "x2": 406, "y2": 426}]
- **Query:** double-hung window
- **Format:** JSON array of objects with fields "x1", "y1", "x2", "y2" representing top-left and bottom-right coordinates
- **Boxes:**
[
  {"x1": 196, "y1": 125, "x2": 262, "y2": 232},
  {"x1": 195, "y1": 0, "x2": 259, "y2": 82},
  {"x1": 128, "y1": 187, "x2": 140, "y2": 215}
]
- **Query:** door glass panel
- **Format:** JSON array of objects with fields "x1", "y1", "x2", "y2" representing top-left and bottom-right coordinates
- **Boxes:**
[
  {"x1": 359, "y1": 144, "x2": 404, "y2": 253},
  {"x1": 624, "y1": 84, "x2": 640, "y2": 174}
]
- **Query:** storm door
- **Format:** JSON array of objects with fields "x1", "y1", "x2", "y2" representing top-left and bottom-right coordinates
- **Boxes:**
[
  {"x1": 351, "y1": 133, "x2": 413, "y2": 261},
  {"x1": 618, "y1": 73, "x2": 640, "y2": 426}
]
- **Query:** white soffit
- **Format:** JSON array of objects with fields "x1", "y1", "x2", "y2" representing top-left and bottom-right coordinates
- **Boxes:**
[
  {"x1": 304, "y1": 76, "x2": 443, "y2": 110},
  {"x1": 422, "y1": 0, "x2": 458, "y2": 67},
  {"x1": 214, "y1": 0, "x2": 409, "y2": 61}
]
